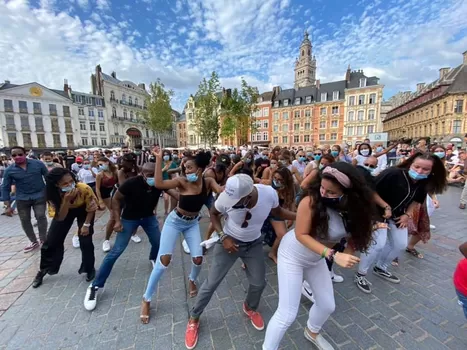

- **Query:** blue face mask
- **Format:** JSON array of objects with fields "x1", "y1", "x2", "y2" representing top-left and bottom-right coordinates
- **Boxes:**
[
  {"x1": 61, "y1": 182, "x2": 75, "y2": 192},
  {"x1": 408, "y1": 169, "x2": 428, "y2": 181},
  {"x1": 83, "y1": 164, "x2": 90, "y2": 170},
  {"x1": 186, "y1": 173, "x2": 198, "y2": 182},
  {"x1": 163, "y1": 155, "x2": 170, "y2": 161},
  {"x1": 299, "y1": 156, "x2": 306, "y2": 162},
  {"x1": 307, "y1": 152, "x2": 313, "y2": 157},
  {"x1": 376, "y1": 147, "x2": 383, "y2": 153},
  {"x1": 145, "y1": 177, "x2": 155, "y2": 186},
  {"x1": 314, "y1": 155, "x2": 322, "y2": 161},
  {"x1": 99, "y1": 164, "x2": 108, "y2": 171},
  {"x1": 262, "y1": 155, "x2": 268, "y2": 159},
  {"x1": 331, "y1": 151, "x2": 339, "y2": 157},
  {"x1": 364, "y1": 165, "x2": 376, "y2": 174},
  {"x1": 272, "y1": 179, "x2": 283, "y2": 189},
  {"x1": 319, "y1": 164, "x2": 324, "y2": 170},
  {"x1": 434, "y1": 151, "x2": 445, "y2": 159}
]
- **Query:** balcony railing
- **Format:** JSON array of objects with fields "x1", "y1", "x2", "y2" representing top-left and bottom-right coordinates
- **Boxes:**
[
  {"x1": 33, "y1": 109, "x2": 42, "y2": 115},
  {"x1": 50, "y1": 111, "x2": 58, "y2": 116},
  {"x1": 21, "y1": 124, "x2": 30, "y2": 131},
  {"x1": 19, "y1": 108, "x2": 28, "y2": 114},
  {"x1": 64, "y1": 112, "x2": 71, "y2": 118},
  {"x1": 24, "y1": 142, "x2": 32, "y2": 148},
  {"x1": 110, "y1": 97, "x2": 117, "y2": 102},
  {"x1": 65, "y1": 127, "x2": 73, "y2": 133},
  {"x1": 79, "y1": 114, "x2": 86, "y2": 119},
  {"x1": 36, "y1": 126, "x2": 44, "y2": 132},
  {"x1": 5, "y1": 107, "x2": 14, "y2": 113},
  {"x1": 6, "y1": 124, "x2": 15, "y2": 131},
  {"x1": 38, "y1": 143, "x2": 46, "y2": 148}
]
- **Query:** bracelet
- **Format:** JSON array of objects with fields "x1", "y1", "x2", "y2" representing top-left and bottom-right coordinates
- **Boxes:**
[
  {"x1": 83, "y1": 223, "x2": 91, "y2": 227},
  {"x1": 327, "y1": 249, "x2": 337, "y2": 262},
  {"x1": 219, "y1": 232, "x2": 228, "y2": 242},
  {"x1": 321, "y1": 247, "x2": 328, "y2": 259}
]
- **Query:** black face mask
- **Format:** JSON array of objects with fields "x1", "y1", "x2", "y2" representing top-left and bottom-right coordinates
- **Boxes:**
[
  {"x1": 321, "y1": 195, "x2": 343, "y2": 209},
  {"x1": 233, "y1": 196, "x2": 250, "y2": 209}
]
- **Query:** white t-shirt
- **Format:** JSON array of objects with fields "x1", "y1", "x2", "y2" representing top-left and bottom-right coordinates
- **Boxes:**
[
  {"x1": 78, "y1": 169, "x2": 96, "y2": 184},
  {"x1": 292, "y1": 160, "x2": 306, "y2": 175},
  {"x1": 215, "y1": 184, "x2": 279, "y2": 242}
]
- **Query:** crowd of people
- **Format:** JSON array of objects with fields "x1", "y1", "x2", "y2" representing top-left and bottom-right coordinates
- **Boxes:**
[{"x1": 0, "y1": 137, "x2": 466, "y2": 350}]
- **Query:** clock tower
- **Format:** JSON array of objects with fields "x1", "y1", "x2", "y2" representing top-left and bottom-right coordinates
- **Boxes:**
[{"x1": 294, "y1": 30, "x2": 316, "y2": 88}]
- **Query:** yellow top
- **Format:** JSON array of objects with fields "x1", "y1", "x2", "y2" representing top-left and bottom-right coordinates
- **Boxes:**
[{"x1": 48, "y1": 183, "x2": 98, "y2": 218}]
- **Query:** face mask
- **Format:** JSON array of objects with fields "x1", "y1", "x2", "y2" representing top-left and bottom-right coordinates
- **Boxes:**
[
  {"x1": 434, "y1": 151, "x2": 445, "y2": 159},
  {"x1": 321, "y1": 193, "x2": 343, "y2": 208},
  {"x1": 244, "y1": 158, "x2": 251, "y2": 164},
  {"x1": 314, "y1": 155, "x2": 322, "y2": 161},
  {"x1": 319, "y1": 164, "x2": 324, "y2": 170},
  {"x1": 360, "y1": 149, "x2": 370, "y2": 156},
  {"x1": 299, "y1": 156, "x2": 306, "y2": 162},
  {"x1": 364, "y1": 165, "x2": 375, "y2": 174},
  {"x1": 186, "y1": 173, "x2": 198, "y2": 182},
  {"x1": 145, "y1": 177, "x2": 155, "y2": 186},
  {"x1": 307, "y1": 153, "x2": 313, "y2": 157},
  {"x1": 134, "y1": 151, "x2": 141, "y2": 155},
  {"x1": 408, "y1": 169, "x2": 428, "y2": 180},
  {"x1": 376, "y1": 147, "x2": 383, "y2": 153},
  {"x1": 331, "y1": 151, "x2": 339, "y2": 157},
  {"x1": 270, "y1": 163, "x2": 277, "y2": 169},
  {"x1": 280, "y1": 160, "x2": 288, "y2": 166},
  {"x1": 99, "y1": 164, "x2": 108, "y2": 171},
  {"x1": 272, "y1": 180, "x2": 283, "y2": 189},
  {"x1": 262, "y1": 155, "x2": 268, "y2": 159},
  {"x1": 45, "y1": 161, "x2": 54, "y2": 166},
  {"x1": 14, "y1": 155, "x2": 26, "y2": 164},
  {"x1": 163, "y1": 155, "x2": 170, "y2": 161},
  {"x1": 61, "y1": 182, "x2": 76, "y2": 192},
  {"x1": 83, "y1": 164, "x2": 91, "y2": 169}
]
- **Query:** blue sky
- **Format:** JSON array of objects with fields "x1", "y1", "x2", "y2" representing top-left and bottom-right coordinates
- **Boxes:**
[{"x1": 1, "y1": 0, "x2": 467, "y2": 111}]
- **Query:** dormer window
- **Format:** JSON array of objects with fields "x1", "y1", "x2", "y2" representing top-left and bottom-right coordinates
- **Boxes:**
[
  {"x1": 332, "y1": 91, "x2": 339, "y2": 101},
  {"x1": 321, "y1": 93, "x2": 327, "y2": 102},
  {"x1": 257, "y1": 97, "x2": 263, "y2": 103},
  {"x1": 284, "y1": 99, "x2": 289, "y2": 107},
  {"x1": 294, "y1": 97, "x2": 301, "y2": 105},
  {"x1": 305, "y1": 96, "x2": 312, "y2": 104},
  {"x1": 274, "y1": 100, "x2": 279, "y2": 108},
  {"x1": 359, "y1": 78, "x2": 367, "y2": 88}
]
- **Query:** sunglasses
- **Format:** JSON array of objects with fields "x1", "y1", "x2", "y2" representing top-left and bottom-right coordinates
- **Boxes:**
[
  {"x1": 364, "y1": 164, "x2": 377, "y2": 169},
  {"x1": 241, "y1": 211, "x2": 252, "y2": 228},
  {"x1": 11, "y1": 154, "x2": 24, "y2": 157},
  {"x1": 314, "y1": 153, "x2": 322, "y2": 156}
]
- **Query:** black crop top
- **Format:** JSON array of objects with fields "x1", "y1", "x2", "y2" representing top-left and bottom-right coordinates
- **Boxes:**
[{"x1": 178, "y1": 178, "x2": 209, "y2": 213}]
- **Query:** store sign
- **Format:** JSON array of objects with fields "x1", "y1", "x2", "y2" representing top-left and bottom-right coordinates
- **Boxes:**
[{"x1": 126, "y1": 128, "x2": 142, "y2": 137}]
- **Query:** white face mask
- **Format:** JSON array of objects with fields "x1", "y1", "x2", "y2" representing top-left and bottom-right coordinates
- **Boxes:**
[{"x1": 360, "y1": 149, "x2": 370, "y2": 156}]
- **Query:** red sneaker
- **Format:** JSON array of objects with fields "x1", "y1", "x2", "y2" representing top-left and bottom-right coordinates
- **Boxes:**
[
  {"x1": 243, "y1": 302, "x2": 264, "y2": 330},
  {"x1": 185, "y1": 319, "x2": 200, "y2": 349}
]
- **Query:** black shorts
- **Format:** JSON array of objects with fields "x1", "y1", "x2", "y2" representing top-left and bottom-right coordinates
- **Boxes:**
[{"x1": 100, "y1": 186, "x2": 113, "y2": 199}]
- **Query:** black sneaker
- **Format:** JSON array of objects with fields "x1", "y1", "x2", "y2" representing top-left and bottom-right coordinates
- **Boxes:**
[
  {"x1": 373, "y1": 266, "x2": 400, "y2": 283},
  {"x1": 86, "y1": 269, "x2": 96, "y2": 282},
  {"x1": 32, "y1": 271, "x2": 46, "y2": 288},
  {"x1": 84, "y1": 285, "x2": 99, "y2": 311},
  {"x1": 354, "y1": 273, "x2": 372, "y2": 293}
]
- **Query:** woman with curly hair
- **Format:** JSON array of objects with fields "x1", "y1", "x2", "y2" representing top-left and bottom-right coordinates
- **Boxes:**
[
  {"x1": 263, "y1": 162, "x2": 375, "y2": 350},
  {"x1": 32, "y1": 168, "x2": 98, "y2": 288}
]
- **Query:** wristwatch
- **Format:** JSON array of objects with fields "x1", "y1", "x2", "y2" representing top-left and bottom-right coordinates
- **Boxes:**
[{"x1": 218, "y1": 231, "x2": 228, "y2": 242}]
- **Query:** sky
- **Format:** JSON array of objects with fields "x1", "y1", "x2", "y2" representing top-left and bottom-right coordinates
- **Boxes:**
[{"x1": 1, "y1": 0, "x2": 467, "y2": 112}]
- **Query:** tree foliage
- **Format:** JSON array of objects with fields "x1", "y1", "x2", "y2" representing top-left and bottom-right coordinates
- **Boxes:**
[{"x1": 143, "y1": 79, "x2": 174, "y2": 146}]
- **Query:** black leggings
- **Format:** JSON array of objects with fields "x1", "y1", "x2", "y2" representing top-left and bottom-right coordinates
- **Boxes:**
[{"x1": 40, "y1": 206, "x2": 95, "y2": 275}]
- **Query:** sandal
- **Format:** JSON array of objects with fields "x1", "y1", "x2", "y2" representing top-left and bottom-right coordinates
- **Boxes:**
[
  {"x1": 140, "y1": 300, "x2": 150, "y2": 324},
  {"x1": 406, "y1": 248, "x2": 423, "y2": 259},
  {"x1": 391, "y1": 258, "x2": 399, "y2": 266},
  {"x1": 189, "y1": 281, "x2": 198, "y2": 298}
]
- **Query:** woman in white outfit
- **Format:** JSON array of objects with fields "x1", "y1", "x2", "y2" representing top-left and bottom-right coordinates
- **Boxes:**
[{"x1": 263, "y1": 162, "x2": 374, "y2": 350}]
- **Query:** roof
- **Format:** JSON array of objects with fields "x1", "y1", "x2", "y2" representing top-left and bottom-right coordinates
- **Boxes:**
[
  {"x1": 446, "y1": 64, "x2": 467, "y2": 93},
  {"x1": 101, "y1": 73, "x2": 120, "y2": 85},
  {"x1": 0, "y1": 83, "x2": 19, "y2": 91},
  {"x1": 0, "y1": 82, "x2": 72, "y2": 100},
  {"x1": 260, "y1": 91, "x2": 273, "y2": 101},
  {"x1": 346, "y1": 70, "x2": 380, "y2": 89},
  {"x1": 178, "y1": 112, "x2": 186, "y2": 122}
]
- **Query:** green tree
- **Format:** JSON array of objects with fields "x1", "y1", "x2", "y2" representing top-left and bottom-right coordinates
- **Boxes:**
[
  {"x1": 143, "y1": 79, "x2": 174, "y2": 147},
  {"x1": 239, "y1": 78, "x2": 260, "y2": 148},
  {"x1": 193, "y1": 71, "x2": 221, "y2": 147},
  {"x1": 220, "y1": 88, "x2": 243, "y2": 145}
]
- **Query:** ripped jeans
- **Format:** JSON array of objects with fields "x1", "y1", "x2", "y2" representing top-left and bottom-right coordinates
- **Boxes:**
[{"x1": 143, "y1": 210, "x2": 203, "y2": 301}]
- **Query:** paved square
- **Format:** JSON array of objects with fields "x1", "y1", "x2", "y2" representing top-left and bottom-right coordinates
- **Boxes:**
[{"x1": 0, "y1": 187, "x2": 466, "y2": 349}]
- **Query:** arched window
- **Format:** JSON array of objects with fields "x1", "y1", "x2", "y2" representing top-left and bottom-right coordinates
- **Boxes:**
[
  {"x1": 110, "y1": 91, "x2": 115, "y2": 100},
  {"x1": 123, "y1": 109, "x2": 127, "y2": 119},
  {"x1": 129, "y1": 96, "x2": 132, "y2": 106},
  {"x1": 302, "y1": 50, "x2": 304, "y2": 56},
  {"x1": 112, "y1": 107, "x2": 116, "y2": 117},
  {"x1": 135, "y1": 97, "x2": 138, "y2": 106},
  {"x1": 122, "y1": 94, "x2": 126, "y2": 103},
  {"x1": 130, "y1": 111, "x2": 134, "y2": 120},
  {"x1": 308, "y1": 49, "x2": 311, "y2": 56}
]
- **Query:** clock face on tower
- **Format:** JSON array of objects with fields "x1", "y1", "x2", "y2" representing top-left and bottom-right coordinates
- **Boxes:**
[{"x1": 30, "y1": 86, "x2": 43, "y2": 97}]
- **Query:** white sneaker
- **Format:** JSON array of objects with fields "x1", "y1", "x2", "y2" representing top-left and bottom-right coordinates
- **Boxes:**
[
  {"x1": 84, "y1": 284, "x2": 99, "y2": 311},
  {"x1": 102, "y1": 240, "x2": 111, "y2": 252},
  {"x1": 430, "y1": 224, "x2": 436, "y2": 229},
  {"x1": 182, "y1": 239, "x2": 190, "y2": 254},
  {"x1": 131, "y1": 234, "x2": 142, "y2": 243},
  {"x1": 72, "y1": 235, "x2": 80, "y2": 248},
  {"x1": 301, "y1": 281, "x2": 315, "y2": 303},
  {"x1": 211, "y1": 231, "x2": 219, "y2": 239},
  {"x1": 331, "y1": 270, "x2": 344, "y2": 283},
  {"x1": 304, "y1": 330, "x2": 334, "y2": 350}
]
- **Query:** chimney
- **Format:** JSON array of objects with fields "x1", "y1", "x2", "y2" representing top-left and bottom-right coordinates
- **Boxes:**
[
  {"x1": 111, "y1": 71, "x2": 116, "y2": 79},
  {"x1": 345, "y1": 64, "x2": 351, "y2": 83},
  {"x1": 416, "y1": 83, "x2": 425, "y2": 92},
  {"x1": 64, "y1": 79, "x2": 69, "y2": 93},
  {"x1": 439, "y1": 67, "x2": 450, "y2": 80},
  {"x1": 4, "y1": 80, "x2": 10, "y2": 84},
  {"x1": 463, "y1": 50, "x2": 467, "y2": 65},
  {"x1": 272, "y1": 86, "x2": 281, "y2": 97},
  {"x1": 316, "y1": 79, "x2": 320, "y2": 89}
]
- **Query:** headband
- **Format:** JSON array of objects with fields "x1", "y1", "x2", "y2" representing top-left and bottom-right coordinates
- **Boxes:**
[{"x1": 322, "y1": 167, "x2": 352, "y2": 189}]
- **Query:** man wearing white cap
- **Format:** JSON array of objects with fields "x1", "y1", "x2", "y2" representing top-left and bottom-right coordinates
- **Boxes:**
[{"x1": 184, "y1": 174, "x2": 296, "y2": 349}]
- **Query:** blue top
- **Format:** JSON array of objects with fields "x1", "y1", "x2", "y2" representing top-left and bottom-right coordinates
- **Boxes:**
[{"x1": 1, "y1": 159, "x2": 48, "y2": 201}]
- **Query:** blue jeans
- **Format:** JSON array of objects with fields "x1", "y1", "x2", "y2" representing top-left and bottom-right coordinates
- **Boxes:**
[
  {"x1": 93, "y1": 215, "x2": 161, "y2": 288},
  {"x1": 456, "y1": 289, "x2": 467, "y2": 319},
  {"x1": 143, "y1": 210, "x2": 203, "y2": 301}
]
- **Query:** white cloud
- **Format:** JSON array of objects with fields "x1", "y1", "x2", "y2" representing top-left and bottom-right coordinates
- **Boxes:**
[
  {"x1": 95, "y1": 0, "x2": 110, "y2": 11},
  {"x1": 77, "y1": 0, "x2": 89, "y2": 9}
]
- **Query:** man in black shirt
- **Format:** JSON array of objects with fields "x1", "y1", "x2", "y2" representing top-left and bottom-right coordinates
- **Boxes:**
[
  {"x1": 84, "y1": 162, "x2": 177, "y2": 311},
  {"x1": 134, "y1": 144, "x2": 148, "y2": 168},
  {"x1": 64, "y1": 150, "x2": 76, "y2": 170}
]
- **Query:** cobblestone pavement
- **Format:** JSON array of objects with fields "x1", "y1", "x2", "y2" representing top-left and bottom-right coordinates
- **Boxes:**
[{"x1": 0, "y1": 187, "x2": 466, "y2": 350}]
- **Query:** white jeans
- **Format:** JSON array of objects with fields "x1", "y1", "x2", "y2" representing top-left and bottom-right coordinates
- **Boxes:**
[
  {"x1": 358, "y1": 220, "x2": 407, "y2": 274},
  {"x1": 263, "y1": 231, "x2": 335, "y2": 350}
]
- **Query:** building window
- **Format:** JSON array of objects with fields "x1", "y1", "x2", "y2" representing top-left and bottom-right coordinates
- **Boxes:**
[
  {"x1": 48, "y1": 104, "x2": 57, "y2": 116},
  {"x1": 37, "y1": 134, "x2": 46, "y2": 146},
  {"x1": 130, "y1": 111, "x2": 134, "y2": 120},
  {"x1": 110, "y1": 91, "x2": 115, "y2": 100},
  {"x1": 20, "y1": 115, "x2": 29, "y2": 130},
  {"x1": 122, "y1": 94, "x2": 126, "y2": 103},
  {"x1": 304, "y1": 135, "x2": 310, "y2": 142},
  {"x1": 284, "y1": 99, "x2": 289, "y2": 107},
  {"x1": 357, "y1": 126, "x2": 364, "y2": 135},
  {"x1": 283, "y1": 112, "x2": 289, "y2": 119},
  {"x1": 18, "y1": 100, "x2": 28, "y2": 114},
  {"x1": 8, "y1": 132, "x2": 17, "y2": 145},
  {"x1": 359, "y1": 78, "x2": 367, "y2": 87},
  {"x1": 294, "y1": 97, "x2": 301, "y2": 105},
  {"x1": 304, "y1": 122, "x2": 311, "y2": 130},
  {"x1": 79, "y1": 108, "x2": 84, "y2": 116},
  {"x1": 90, "y1": 122, "x2": 96, "y2": 131},
  {"x1": 135, "y1": 97, "x2": 139, "y2": 106},
  {"x1": 319, "y1": 134, "x2": 325, "y2": 141},
  {"x1": 282, "y1": 136, "x2": 288, "y2": 143},
  {"x1": 357, "y1": 110, "x2": 364, "y2": 120},
  {"x1": 274, "y1": 101, "x2": 279, "y2": 108},
  {"x1": 80, "y1": 122, "x2": 86, "y2": 130},
  {"x1": 273, "y1": 136, "x2": 278, "y2": 144},
  {"x1": 263, "y1": 108, "x2": 269, "y2": 117},
  {"x1": 330, "y1": 133, "x2": 337, "y2": 140},
  {"x1": 283, "y1": 124, "x2": 289, "y2": 132},
  {"x1": 91, "y1": 138, "x2": 98, "y2": 146},
  {"x1": 368, "y1": 109, "x2": 375, "y2": 120},
  {"x1": 369, "y1": 93, "x2": 376, "y2": 104},
  {"x1": 273, "y1": 124, "x2": 279, "y2": 132},
  {"x1": 51, "y1": 118, "x2": 60, "y2": 132},
  {"x1": 443, "y1": 101, "x2": 447, "y2": 114},
  {"x1": 33, "y1": 102, "x2": 42, "y2": 114},
  {"x1": 35, "y1": 117, "x2": 44, "y2": 132},
  {"x1": 99, "y1": 123, "x2": 105, "y2": 132},
  {"x1": 346, "y1": 126, "x2": 354, "y2": 135},
  {"x1": 453, "y1": 120, "x2": 462, "y2": 134},
  {"x1": 367, "y1": 125, "x2": 375, "y2": 133},
  {"x1": 88, "y1": 109, "x2": 94, "y2": 117},
  {"x1": 262, "y1": 132, "x2": 268, "y2": 141},
  {"x1": 129, "y1": 96, "x2": 133, "y2": 106},
  {"x1": 101, "y1": 138, "x2": 107, "y2": 146},
  {"x1": 4, "y1": 99, "x2": 13, "y2": 112},
  {"x1": 81, "y1": 138, "x2": 88, "y2": 146},
  {"x1": 124, "y1": 110, "x2": 128, "y2": 119},
  {"x1": 349, "y1": 96, "x2": 355, "y2": 106},
  {"x1": 273, "y1": 112, "x2": 279, "y2": 120},
  {"x1": 294, "y1": 123, "x2": 300, "y2": 130},
  {"x1": 305, "y1": 109, "x2": 311, "y2": 117},
  {"x1": 332, "y1": 91, "x2": 339, "y2": 101},
  {"x1": 96, "y1": 98, "x2": 102, "y2": 106},
  {"x1": 331, "y1": 106, "x2": 339, "y2": 114},
  {"x1": 306, "y1": 96, "x2": 312, "y2": 104},
  {"x1": 85, "y1": 96, "x2": 92, "y2": 105},
  {"x1": 321, "y1": 93, "x2": 327, "y2": 102},
  {"x1": 263, "y1": 120, "x2": 268, "y2": 129},
  {"x1": 251, "y1": 134, "x2": 256, "y2": 142},
  {"x1": 53, "y1": 134, "x2": 61, "y2": 147},
  {"x1": 5, "y1": 115, "x2": 15, "y2": 130},
  {"x1": 320, "y1": 107, "x2": 327, "y2": 115},
  {"x1": 294, "y1": 135, "x2": 300, "y2": 143},
  {"x1": 358, "y1": 95, "x2": 365, "y2": 105},
  {"x1": 63, "y1": 106, "x2": 71, "y2": 117},
  {"x1": 98, "y1": 110, "x2": 104, "y2": 119},
  {"x1": 331, "y1": 120, "x2": 338, "y2": 128},
  {"x1": 294, "y1": 110, "x2": 300, "y2": 118},
  {"x1": 454, "y1": 100, "x2": 464, "y2": 114},
  {"x1": 319, "y1": 121, "x2": 326, "y2": 129},
  {"x1": 348, "y1": 111, "x2": 354, "y2": 121}
]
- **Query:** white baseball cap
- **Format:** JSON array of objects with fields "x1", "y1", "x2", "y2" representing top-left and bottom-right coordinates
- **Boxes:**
[{"x1": 216, "y1": 174, "x2": 254, "y2": 208}]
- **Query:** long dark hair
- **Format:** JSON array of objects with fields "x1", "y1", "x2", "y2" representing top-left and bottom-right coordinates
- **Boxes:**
[
  {"x1": 304, "y1": 162, "x2": 374, "y2": 252},
  {"x1": 397, "y1": 152, "x2": 447, "y2": 194},
  {"x1": 358, "y1": 143, "x2": 372, "y2": 156},
  {"x1": 46, "y1": 168, "x2": 76, "y2": 212},
  {"x1": 272, "y1": 166, "x2": 295, "y2": 209},
  {"x1": 194, "y1": 151, "x2": 211, "y2": 169}
]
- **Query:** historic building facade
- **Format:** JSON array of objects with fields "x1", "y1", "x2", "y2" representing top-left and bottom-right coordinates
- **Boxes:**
[
  {"x1": 248, "y1": 91, "x2": 273, "y2": 146},
  {"x1": 176, "y1": 112, "x2": 187, "y2": 148},
  {"x1": 383, "y1": 51, "x2": 467, "y2": 145},
  {"x1": 0, "y1": 81, "x2": 77, "y2": 150}
]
